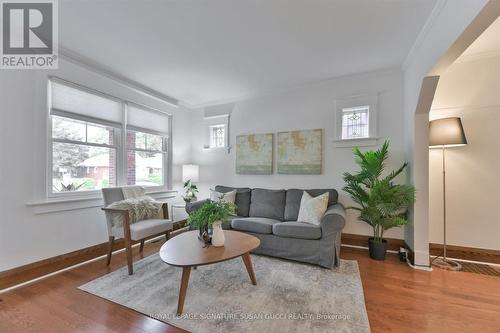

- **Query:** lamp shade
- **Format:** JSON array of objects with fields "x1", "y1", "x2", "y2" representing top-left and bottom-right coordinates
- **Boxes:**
[
  {"x1": 429, "y1": 117, "x2": 467, "y2": 148},
  {"x1": 182, "y1": 164, "x2": 199, "y2": 183}
]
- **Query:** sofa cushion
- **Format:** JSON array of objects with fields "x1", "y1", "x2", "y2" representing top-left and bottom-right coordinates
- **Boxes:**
[
  {"x1": 215, "y1": 185, "x2": 251, "y2": 217},
  {"x1": 297, "y1": 192, "x2": 329, "y2": 226},
  {"x1": 221, "y1": 215, "x2": 239, "y2": 229},
  {"x1": 272, "y1": 222, "x2": 322, "y2": 240},
  {"x1": 249, "y1": 188, "x2": 286, "y2": 221},
  {"x1": 231, "y1": 217, "x2": 281, "y2": 234},
  {"x1": 284, "y1": 189, "x2": 338, "y2": 221}
]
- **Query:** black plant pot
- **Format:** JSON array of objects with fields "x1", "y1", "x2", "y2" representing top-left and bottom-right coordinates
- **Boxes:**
[{"x1": 368, "y1": 238, "x2": 388, "y2": 261}]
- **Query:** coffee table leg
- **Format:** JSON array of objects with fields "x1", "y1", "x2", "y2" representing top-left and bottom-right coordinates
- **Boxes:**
[
  {"x1": 242, "y1": 253, "x2": 257, "y2": 285},
  {"x1": 177, "y1": 266, "x2": 191, "y2": 315}
]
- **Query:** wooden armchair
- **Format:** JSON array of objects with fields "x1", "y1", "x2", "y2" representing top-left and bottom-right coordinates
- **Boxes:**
[{"x1": 101, "y1": 188, "x2": 174, "y2": 275}]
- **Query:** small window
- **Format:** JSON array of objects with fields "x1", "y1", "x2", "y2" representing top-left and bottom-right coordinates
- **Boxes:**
[
  {"x1": 341, "y1": 106, "x2": 369, "y2": 139},
  {"x1": 51, "y1": 115, "x2": 117, "y2": 193},
  {"x1": 209, "y1": 125, "x2": 225, "y2": 148},
  {"x1": 334, "y1": 94, "x2": 378, "y2": 147}
]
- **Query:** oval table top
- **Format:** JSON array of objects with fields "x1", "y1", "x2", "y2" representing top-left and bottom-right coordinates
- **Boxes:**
[{"x1": 159, "y1": 230, "x2": 260, "y2": 267}]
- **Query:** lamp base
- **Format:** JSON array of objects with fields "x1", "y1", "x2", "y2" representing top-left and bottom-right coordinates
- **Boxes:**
[{"x1": 432, "y1": 258, "x2": 462, "y2": 271}]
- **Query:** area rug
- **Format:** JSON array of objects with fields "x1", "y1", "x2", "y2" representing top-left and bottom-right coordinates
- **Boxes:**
[{"x1": 79, "y1": 254, "x2": 370, "y2": 333}]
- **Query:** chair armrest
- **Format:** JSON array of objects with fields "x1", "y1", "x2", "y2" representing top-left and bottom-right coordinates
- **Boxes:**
[
  {"x1": 161, "y1": 202, "x2": 169, "y2": 220},
  {"x1": 185, "y1": 199, "x2": 210, "y2": 214},
  {"x1": 320, "y1": 203, "x2": 346, "y2": 236},
  {"x1": 101, "y1": 207, "x2": 129, "y2": 214}
]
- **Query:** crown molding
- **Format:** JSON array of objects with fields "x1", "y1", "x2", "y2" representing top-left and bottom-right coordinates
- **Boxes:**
[
  {"x1": 183, "y1": 66, "x2": 400, "y2": 109},
  {"x1": 402, "y1": 0, "x2": 447, "y2": 70},
  {"x1": 59, "y1": 47, "x2": 179, "y2": 108}
]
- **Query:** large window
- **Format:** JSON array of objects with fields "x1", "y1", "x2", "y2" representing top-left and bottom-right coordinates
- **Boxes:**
[{"x1": 48, "y1": 78, "x2": 171, "y2": 196}]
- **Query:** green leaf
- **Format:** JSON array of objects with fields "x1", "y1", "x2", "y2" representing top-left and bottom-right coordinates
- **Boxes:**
[{"x1": 342, "y1": 140, "x2": 416, "y2": 240}]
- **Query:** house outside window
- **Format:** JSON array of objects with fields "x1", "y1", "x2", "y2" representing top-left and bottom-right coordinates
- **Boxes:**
[
  {"x1": 126, "y1": 130, "x2": 167, "y2": 187},
  {"x1": 48, "y1": 78, "x2": 171, "y2": 196},
  {"x1": 51, "y1": 115, "x2": 117, "y2": 192}
]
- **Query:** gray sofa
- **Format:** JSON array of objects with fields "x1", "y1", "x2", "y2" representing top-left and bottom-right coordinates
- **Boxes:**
[{"x1": 186, "y1": 185, "x2": 346, "y2": 268}]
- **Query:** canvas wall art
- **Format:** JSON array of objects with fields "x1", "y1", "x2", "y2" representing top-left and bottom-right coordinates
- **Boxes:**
[
  {"x1": 236, "y1": 133, "x2": 273, "y2": 174},
  {"x1": 277, "y1": 129, "x2": 322, "y2": 174}
]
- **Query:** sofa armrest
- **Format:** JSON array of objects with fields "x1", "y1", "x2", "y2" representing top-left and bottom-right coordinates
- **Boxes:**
[
  {"x1": 320, "y1": 203, "x2": 346, "y2": 236},
  {"x1": 185, "y1": 199, "x2": 210, "y2": 214}
]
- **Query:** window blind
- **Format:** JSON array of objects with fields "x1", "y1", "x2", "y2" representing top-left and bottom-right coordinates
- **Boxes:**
[
  {"x1": 126, "y1": 102, "x2": 170, "y2": 135},
  {"x1": 50, "y1": 79, "x2": 123, "y2": 127}
]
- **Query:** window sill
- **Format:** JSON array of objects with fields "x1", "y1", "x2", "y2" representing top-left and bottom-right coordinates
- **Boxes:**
[
  {"x1": 203, "y1": 146, "x2": 229, "y2": 151},
  {"x1": 331, "y1": 137, "x2": 379, "y2": 148},
  {"x1": 26, "y1": 189, "x2": 178, "y2": 214}
]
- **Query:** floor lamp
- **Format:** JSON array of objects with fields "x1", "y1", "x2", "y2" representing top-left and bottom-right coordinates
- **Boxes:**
[{"x1": 429, "y1": 117, "x2": 467, "y2": 271}]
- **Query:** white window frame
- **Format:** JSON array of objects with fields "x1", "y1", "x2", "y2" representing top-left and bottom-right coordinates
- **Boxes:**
[
  {"x1": 48, "y1": 113, "x2": 121, "y2": 198},
  {"x1": 333, "y1": 94, "x2": 379, "y2": 147},
  {"x1": 47, "y1": 77, "x2": 172, "y2": 198},
  {"x1": 341, "y1": 105, "x2": 370, "y2": 140},
  {"x1": 209, "y1": 124, "x2": 226, "y2": 148},
  {"x1": 203, "y1": 114, "x2": 230, "y2": 152},
  {"x1": 125, "y1": 125, "x2": 170, "y2": 189}
]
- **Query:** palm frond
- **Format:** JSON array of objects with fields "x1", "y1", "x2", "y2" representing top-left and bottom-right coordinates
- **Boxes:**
[
  {"x1": 342, "y1": 140, "x2": 416, "y2": 240},
  {"x1": 385, "y1": 162, "x2": 407, "y2": 182}
]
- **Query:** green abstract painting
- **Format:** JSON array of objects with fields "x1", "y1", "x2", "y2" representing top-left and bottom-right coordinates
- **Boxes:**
[
  {"x1": 236, "y1": 134, "x2": 273, "y2": 174},
  {"x1": 277, "y1": 129, "x2": 322, "y2": 174}
]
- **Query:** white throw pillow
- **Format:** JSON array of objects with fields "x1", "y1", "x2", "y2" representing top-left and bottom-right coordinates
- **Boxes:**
[
  {"x1": 210, "y1": 189, "x2": 237, "y2": 204},
  {"x1": 297, "y1": 191, "x2": 329, "y2": 225}
]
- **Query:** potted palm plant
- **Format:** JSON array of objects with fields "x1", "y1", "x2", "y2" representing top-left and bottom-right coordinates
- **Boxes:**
[
  {"x1": 187, "y1": 200, "x2": 236, "y2": 246},
  {"x1": 343, "y1": 141, "x2": 416, "y2": 260}
]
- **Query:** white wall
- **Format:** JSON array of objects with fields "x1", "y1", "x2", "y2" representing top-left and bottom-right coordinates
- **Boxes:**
[
  {"x1": 190, "y1": 69, "x2": 408, "y2": 239},
  {"x1": 0, "y1": 59, "x2": 192, "y2": 271},
  {"x1": 429, "y1": 55, "x2": 500, "y2": 250},
  {"x1": 402, "y1": 0, "x2": 488, "y2": 265}
]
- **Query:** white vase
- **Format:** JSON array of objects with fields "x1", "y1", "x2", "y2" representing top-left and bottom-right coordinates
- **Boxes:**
[{"x1": 211, "y1": 221, "x2": 225, "y2": 247}]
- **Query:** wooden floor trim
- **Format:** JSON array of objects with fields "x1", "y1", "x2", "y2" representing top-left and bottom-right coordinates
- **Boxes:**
[
  {"x1": 0, "y1": 238, "x2": 140, "y2": 291},
  {"x1": 430, "y1": 242, "x2": 500, "y2": 265},
  {"x1": 5, "y1": 230, "x2": 498, "y2": 291},
  {"x1": 341, "y1": 233, "x2": 405, "y2": 252},
  {"x1": 0, "y1": 222, "x2": 188, "y2": 291},
  {"x1": 2, "y1": 229, "x2": 382, "y2": 291}
]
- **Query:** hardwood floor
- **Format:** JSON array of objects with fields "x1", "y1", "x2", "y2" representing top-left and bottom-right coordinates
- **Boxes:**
[{"x1": 1, "y1": 240, "x2": 499, "y2": 333}]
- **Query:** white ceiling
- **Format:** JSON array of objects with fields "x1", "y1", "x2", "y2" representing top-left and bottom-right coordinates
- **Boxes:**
[
  {"x1": 459, "y1": 17, "x2": 500, "y2": 60},
  {"x1": 59, "y1": 0, "x2": 436, "y2": 107}
]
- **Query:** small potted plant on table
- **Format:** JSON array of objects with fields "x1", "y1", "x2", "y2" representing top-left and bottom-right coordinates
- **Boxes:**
[
  {"x1": 183, "y1": 180, "x2": 199, "y2": 203},
  {"x1": 343, "y1": 141, "x2": 416, "y2": 260},
  {"x1": 187, "y1": 200, "x2": 236, "y2": 247}
]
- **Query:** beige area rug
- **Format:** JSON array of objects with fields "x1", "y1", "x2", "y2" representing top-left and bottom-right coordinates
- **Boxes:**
[{"x1": 79, "y1": 254, "x2": 370, "y2": 333}]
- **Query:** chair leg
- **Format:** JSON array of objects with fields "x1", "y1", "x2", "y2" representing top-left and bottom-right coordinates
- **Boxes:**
[
  {"x1": 139, "y1": 239, "x2": 145, "y2": 253},
  {"x1": 106, "y1": 236, "x2": 114, "y2": 266},
  {"x1": 124, "y1": 236, "x2": 133, "y2": 275}
]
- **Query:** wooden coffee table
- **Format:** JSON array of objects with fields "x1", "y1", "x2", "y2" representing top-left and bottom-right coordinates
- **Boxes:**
[{"x1": 159, "y1": 230, "x2": 261, "y2": 315}]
